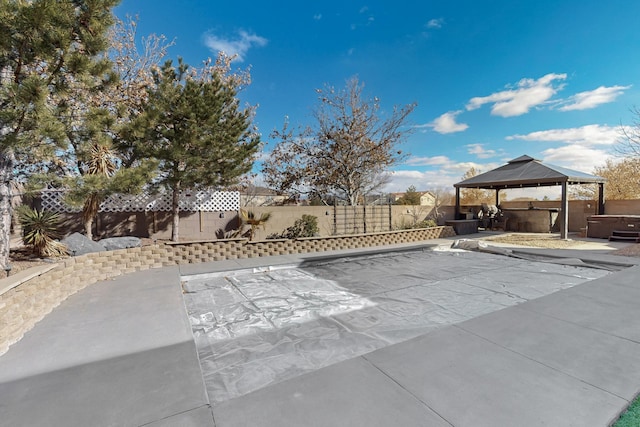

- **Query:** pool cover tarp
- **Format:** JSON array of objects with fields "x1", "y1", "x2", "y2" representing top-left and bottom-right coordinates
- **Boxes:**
[{"x1": 182, "y1": 248, "x2": 609, "y2": 403}]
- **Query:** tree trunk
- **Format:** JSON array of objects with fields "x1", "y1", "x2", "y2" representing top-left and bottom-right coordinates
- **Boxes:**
[
  {"x1": 84, "y1": 217, "x2": 94, "y2": 241},
  {"x1": 0, "y1": 150, "x2": 15, "y2": 271},
  {"x1": 82, "y1": 193, "x2": 101, "y2": 241},
  {"x1": 171, "y1": 182, "x2": 180, "y2": 242}
]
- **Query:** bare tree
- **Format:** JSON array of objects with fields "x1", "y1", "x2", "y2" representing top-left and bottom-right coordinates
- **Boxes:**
[
  {"x1": 459, "y1": 167, "x2": 493, "y2": 205},
  {"x1": 595, "y1": 158, "x2": 640, "y2": 200},
  {"x1": 617, "y1": 106, "x2": 640, "y2": 158},
  {"x1": 428, "y1": 186, "x2": 455, "y2": 221},
  {"x1": 263, "y1": 76, "x2": 416, "y2": 205}
]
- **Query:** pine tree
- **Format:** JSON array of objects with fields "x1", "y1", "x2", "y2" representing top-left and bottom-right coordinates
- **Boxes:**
[
  {"x1": 0, "y1": 0, "x2": 119, "y2": 267},
  {"x1": 45, "y1": 16, "x2": 169, "y2": 240},
  {"x1": 125, "y1": 57, "x2": 260, "y2": 241},
  {"x1": 395, "y1": 185, "x2": 422, "y2": 205}
]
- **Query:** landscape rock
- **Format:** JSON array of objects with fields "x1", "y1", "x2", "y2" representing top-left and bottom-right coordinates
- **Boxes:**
[
  {"x1": 99, "y1": 237, "x2": 142, "y2": 251},
  {"x1": 61, "y1": 232, "x2": 106, "y2": 256}
]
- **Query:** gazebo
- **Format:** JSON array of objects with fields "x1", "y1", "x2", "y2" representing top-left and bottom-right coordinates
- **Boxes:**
[{"x1": 453, "y1": 155, "x2": 606, "y2": 239}]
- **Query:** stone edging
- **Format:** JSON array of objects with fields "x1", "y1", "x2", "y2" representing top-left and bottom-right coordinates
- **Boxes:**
[{"x1": 0, "y1": 226, "x2": 455, "y2": 356}]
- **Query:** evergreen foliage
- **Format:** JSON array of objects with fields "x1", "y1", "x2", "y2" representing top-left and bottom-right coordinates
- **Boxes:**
[
  {"x1": 125, "y1": 58, "x2": 260, "y2": 241},
  {"x1": 27, "y1": 15, "x2": 168, "y2": 240},
  {"x1": 0, "y1": 0, "x2": 120, "y2": 267},
  {"x1": 394, "y1": 185, "x2": 422, "y2": 205}
]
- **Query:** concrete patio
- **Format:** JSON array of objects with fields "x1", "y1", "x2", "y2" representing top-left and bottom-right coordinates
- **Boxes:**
[{"x1": 1, "y1": 234, "x2": 639, "y2": 426}]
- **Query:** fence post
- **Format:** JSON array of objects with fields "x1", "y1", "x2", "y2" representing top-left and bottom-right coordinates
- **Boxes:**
[
  {"x1": 333, "y1": 198, "x2": 338, "y2": 236},
  {"x1": 363, "y1": 204, "x2": 367, "y2": 234},
  {"x1": 345, "y1": 204, "x2": 349, "y2": 234},
  {"x1": 388, "y1": 202, "x2": 392, "y2": 231}
]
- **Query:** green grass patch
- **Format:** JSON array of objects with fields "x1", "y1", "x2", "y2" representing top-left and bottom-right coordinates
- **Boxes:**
[{"x1": 614, "y1": 395, "x2": 640, "y2": 427}]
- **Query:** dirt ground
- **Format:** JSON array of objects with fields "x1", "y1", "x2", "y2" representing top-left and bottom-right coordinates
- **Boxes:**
[
  {"x1": 482, "y1": 234, "x2": 589, "y2": 249},
  {"x1": 483, "y1": 233, "x2": 640, "y2": 257},
  {"x1": 7, "y1": 248, "x2": 59, "y2": 275}
]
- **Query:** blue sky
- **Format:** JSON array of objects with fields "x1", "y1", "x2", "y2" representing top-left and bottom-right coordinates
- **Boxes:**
[{"x1": 114, "y1": 0, "x2": 640, "y2": 197}]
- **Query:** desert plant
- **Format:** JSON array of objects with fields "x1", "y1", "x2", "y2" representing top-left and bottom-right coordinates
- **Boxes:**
[
  {"x1": 17, "y1": 207, "x2": 68, "y2": 257},
  {"x1": 240, "y1": 209, "x2": 272, "y2": 241},
  {"x1": 267, "y1": 215, "x2": 319, "y2": 239}
]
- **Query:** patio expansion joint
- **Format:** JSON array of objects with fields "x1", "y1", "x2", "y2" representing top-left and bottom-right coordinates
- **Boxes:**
[
  {"x1": 359, "y1": 354, "x2": 455, "y2": 427},
  {"x1": 138, "y1": 404, "x2": 214, "y2": 427},
  {"x1": 452, "y1": 323, "x2": 631, "y2": 402}
]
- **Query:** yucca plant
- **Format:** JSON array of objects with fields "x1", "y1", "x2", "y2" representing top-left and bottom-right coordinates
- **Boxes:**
[
  {"x1": 240, "y1": 209, "x2": 272, "y2": 241},
  {"x1": 17, "y1": 206, "x2": 68, "y2": 258}
]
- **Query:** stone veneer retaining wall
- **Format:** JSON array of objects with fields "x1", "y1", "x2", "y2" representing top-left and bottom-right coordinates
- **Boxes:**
[{"x1": 0, "y1": 226, "x2": 455, "y2": 356}]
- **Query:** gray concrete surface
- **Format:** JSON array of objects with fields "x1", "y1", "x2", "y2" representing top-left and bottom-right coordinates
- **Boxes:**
[
  {"x1": 0, "y1": 267, "x2": 213, "y2": 427},
  {"x1": 213, "y1": 357, "x2": 451, "y2": 427},
  {"x1": 1, "y1": 235, "x2": 639, "y2": 426}
]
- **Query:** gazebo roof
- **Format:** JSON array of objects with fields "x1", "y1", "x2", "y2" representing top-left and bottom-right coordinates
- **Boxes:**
[{"x1": 454, "y1": 155, "x2": 605, "y2": 189}]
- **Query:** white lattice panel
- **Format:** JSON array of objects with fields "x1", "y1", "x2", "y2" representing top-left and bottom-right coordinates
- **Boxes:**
[
  {"x1": 41, "y1": 190, "x2": 81, "y2": 213},
  {"x1": 175, "y1": 190, "x2": 240, "y2": 212},
  {"x1": 40, "y1": 189, "x2": 239, "y2": 213}
]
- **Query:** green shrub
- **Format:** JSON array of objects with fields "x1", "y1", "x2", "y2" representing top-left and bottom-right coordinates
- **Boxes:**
[
  {"x1": 17, "y1": 206, "x2": 68, "y2": 258},
  {"x1": 395, "y1": 217, "x2": 438, "y2": 230},
  {"x1": 414, "y1": 218, "x2": 437, "y2": 228},
  {"x1": 268, "y1": 215, "x2": 319, "y2": 239}
]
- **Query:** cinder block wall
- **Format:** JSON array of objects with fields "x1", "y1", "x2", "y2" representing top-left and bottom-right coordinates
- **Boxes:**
[
  {"x1": 55, "y1": 206, "x2": 442, "y2": 241},
  {"x1": 246, "y1": 205, "x2": 438, "y2": 240},
  {"x1": 36, "y1": 199, "x2": 640, "y2": 244},
  {"x1": 604, "y1": 200, "x2": 640, "y2": 215},
  {"x1": 58, "y1": 211, "x2": 240, "y2": 241},
  {"x1": 0, "y1": 226, "x2": 456, "y2": 356}
]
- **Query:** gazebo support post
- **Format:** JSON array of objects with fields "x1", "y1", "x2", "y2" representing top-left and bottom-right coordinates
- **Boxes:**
[
  {"x1": 598, "y1": 182, "x2": 605, "y2": 215},
  {"x1": 495, "y1": 189, "x2": 500, "y2": 207},
  {"x1": 455, "y1": 187, "x2": 461, "y2": 220},
  {"x1": 560, "y1": 181, "x2": 569, "y2": 239}
]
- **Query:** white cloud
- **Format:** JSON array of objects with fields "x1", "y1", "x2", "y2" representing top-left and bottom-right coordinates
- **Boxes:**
[
  {"x1": 506, "y1": 124, "x2": 624, "y2": 147},
  {"x1": 203, "y1": 30, "x2": 267, "y2": 62},
  {"x1": 466, "y1": 73, "x2": 567, "y2": 117},
  {"x1": 558, "y1": 85, "x2": 631, "y2": 111},
  {"x1": 405, "y1": 155, "x2": 452, "y2": 166},
  {"x1": 424, "y1": 110, "x2": 469, "y2": 134},
  {"x1": 391, "y1": 157, "x2": 500, "y2": 191},
  {"x1": 466, "y1": 143, "x2": 500, "y2": 159},
  {"x1": 404, "y1": 155, "x2": 496, "y2": 175},
  {"x1": 426, "y1": 18, "x2": 444, "y2": 29},
  {"x1": 382, "y1": 170, "x2": 455, "y2": 193},
  {"x1": 541, "y1": 145, "x2": 611, "y2": 172},
  {"x1": 313, "y1": 14, "x2": 322, "y2": 20},
  {"x1": 352, "y1": 7, "x2": 374, "y2": 28}
]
